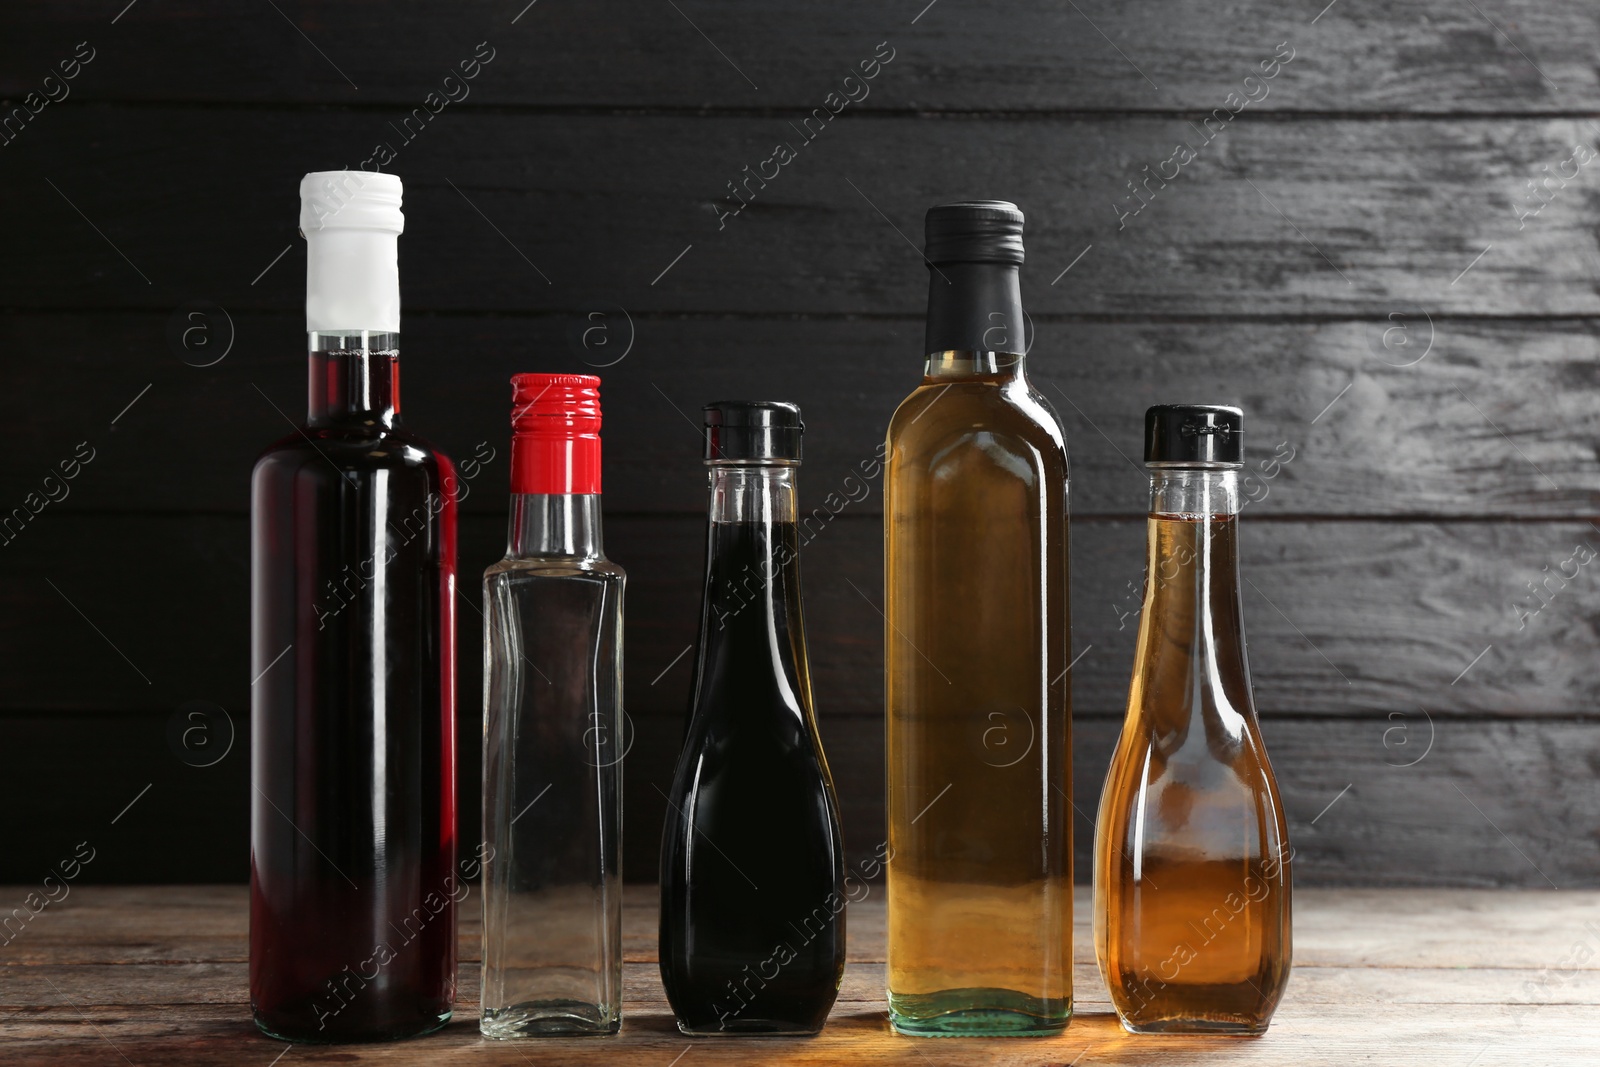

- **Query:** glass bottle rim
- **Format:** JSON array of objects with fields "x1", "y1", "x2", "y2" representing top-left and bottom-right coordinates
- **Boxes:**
[
  {"x1": 1145, "y1": 460, "x2": 1244, "y2": 471},
  {"x1": 704, "y1": 457, "x2": 800, "y2": 468}
]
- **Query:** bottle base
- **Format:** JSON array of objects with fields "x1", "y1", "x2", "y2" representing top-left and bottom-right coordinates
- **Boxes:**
[
  {"x1": 480, "y1": 1002, "x2": 620, "y2": 1039},
  {"x1": 253, "y1": 1010, "x2": 453, "y2": 1044},
  {"x1": 676, "y1": 1019, "x2": 823, "y2": 1037},
  {"x1": 888, "y1": 989, "x2": 1070, "y2": 1037},
  {"x1": 1119, "y1": 1016, "x2": 1270, "y2": 1037}
]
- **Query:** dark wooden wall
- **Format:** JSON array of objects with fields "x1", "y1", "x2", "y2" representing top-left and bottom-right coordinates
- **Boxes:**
[{"x1": 2, "y1": 1, "x2": 1597, "y2": 888}]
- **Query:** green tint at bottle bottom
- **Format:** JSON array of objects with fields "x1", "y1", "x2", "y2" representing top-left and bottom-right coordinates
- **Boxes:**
[{"x1": 888, "y1": 988, "x2": 1071, "y2": 1037}]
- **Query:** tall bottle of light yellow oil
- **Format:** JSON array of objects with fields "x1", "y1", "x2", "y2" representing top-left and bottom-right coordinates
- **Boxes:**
[{"x1": 884, "y1": 200, "x2": 1072, "y2": 1037}]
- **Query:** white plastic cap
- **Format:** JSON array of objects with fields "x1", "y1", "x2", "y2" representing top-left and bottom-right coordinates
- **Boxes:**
[{"x1": 299, "y1": 171, "x2": 404, "y2": 334}]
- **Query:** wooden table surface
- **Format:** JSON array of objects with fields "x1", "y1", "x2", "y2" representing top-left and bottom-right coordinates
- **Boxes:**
[{"x1": 1, "y1": 885, "x2": 1591, "y2": 1065}]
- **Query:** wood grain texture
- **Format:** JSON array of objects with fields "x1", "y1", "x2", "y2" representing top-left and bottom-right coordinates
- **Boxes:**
[
  {"x1": 2, "y1": 0, "x2": 1597, "y2": 896},
  {"x1": 3, "y1": 312, "x2": 1595, "y2": 519},
  {"x1": 0, "y1": 886, "x2": 1593, "y2": 1064},
  {"x1": 1, "y1": 513, "x2": 1595, "y2": 718},
  {"x1": 3, "y1": 1, "x2": 1599, "y2": 113},
  {"x1": 3, "y1": 1005, "x2": 1592, "y2": 1067},
  {"x1": 9, "y1": 884, "x2": 1600, "y2": 969},
  {"x1": 2, "y1": 706, "x2": 1592, "y2": 887},
  {"x1": 4, "y1": 111, "x2": 1599, "y2": 316}
]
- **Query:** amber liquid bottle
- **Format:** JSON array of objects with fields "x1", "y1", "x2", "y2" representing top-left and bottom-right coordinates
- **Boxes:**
[
  {"x1": 885, "y1": 201, "x2": 1072, "y2": 1036},
  {"x1": 1094, "y1": 405, "x2": 1292, "y2": 1036}
]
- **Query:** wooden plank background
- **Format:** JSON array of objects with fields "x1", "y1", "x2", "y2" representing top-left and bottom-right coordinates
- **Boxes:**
[{"x1": 1, "y1": 0, "x2": 1596, "y2": 887}]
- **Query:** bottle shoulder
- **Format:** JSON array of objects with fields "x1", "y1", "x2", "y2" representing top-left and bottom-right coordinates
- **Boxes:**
[
  {"x1": 896, "y1": 374, "x2": 1068, "y2": 457},
  {"x1": 485, "y1": 556, "x2": 626, "y2": 584},
  {"x1": 887, "y1": 375, "x2": 1069, "y2": 476},
  {"x1": 253, "y1": 424, "x2": 456, "y2": 479}
]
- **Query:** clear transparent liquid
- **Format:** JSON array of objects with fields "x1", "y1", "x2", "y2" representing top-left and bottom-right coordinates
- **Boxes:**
[{"x1": 481, "y1": 498, "x2": 625, "y2": 1038}]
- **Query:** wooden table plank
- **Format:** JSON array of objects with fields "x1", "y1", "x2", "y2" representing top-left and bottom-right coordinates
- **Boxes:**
[
  {"x1": 10, "y1": 959, "x2": 1600, "y2": 1010},
  {"x1": 9, "y1": 886, "x2": 1599, "y2": 969},
  {"x1": 1, "y1": 983, "x2": 1592, "y2": 1064},
  {"x1": 0, "y1": 886, "x2": 1592, "y2": 1064}
]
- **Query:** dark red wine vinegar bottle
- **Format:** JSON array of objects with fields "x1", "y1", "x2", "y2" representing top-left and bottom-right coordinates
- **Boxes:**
[
  {"x1": 250, "y1": 171, "x2": 458, "y2": 1043},
  {"x1": 659, "y1": 401, "x2": 847, "y2": 1036}
]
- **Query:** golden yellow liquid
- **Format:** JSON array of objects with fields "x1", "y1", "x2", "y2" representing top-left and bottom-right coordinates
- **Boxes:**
[
  {"x1": 884, "y1": 355, "x2": 1072, "y2": 1036},
  {"x1": 1094, "y1": 513, "x2": 1291, "y2": 1035}
]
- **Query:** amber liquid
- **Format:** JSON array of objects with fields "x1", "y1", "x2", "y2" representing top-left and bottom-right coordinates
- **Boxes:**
[
  {"x1": 884, "y1": 355, "x2": 1072, "y2": 1036},
  {"x1": 1094, "y1": 512, "x2": 1291, "y2": 1036}
]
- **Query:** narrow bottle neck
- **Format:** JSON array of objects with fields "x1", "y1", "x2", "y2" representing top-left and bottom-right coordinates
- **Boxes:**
[
  {"x1": 1149, "y1": 467, "x2": 1241, "y2": 518},
  {"x1": 1144, "y1": 468, "x2": 1243, "y2": 615},
  {"x1": 307, "y1": 332, "x2": 400, "y2": 428},
  {"x1": 1139, "y1": 467, "x2": 1251, "y2": 720},
  {"x1": 708, "y1": 463, "x2": 798, "y2": 525},
  {"x1": 704, "y1": 464, "x2": 802, "y2": 626},
  {"x1": 508, "y1": 494, "x2": 603, "y2": 559},
  {"x1": 924, "y1": 261, "x2": 1025, "y2": 359},
  {"x1": 696, "y1": 463, "x2": 810, "y2": 720},
  {"x1": 924, "y1": 350, "x2": 1025, "y2": 381}
]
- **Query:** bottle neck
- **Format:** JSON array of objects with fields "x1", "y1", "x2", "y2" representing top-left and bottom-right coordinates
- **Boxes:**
[
  {"x1": 708, "y1": 463, "x2": 798, "y2": 525},
  {"x1": 1144, "y1": 467, "x2": 1243, "y2": 613},
  {"x1": 693, "y1": 462, "x2": 811, "y2": 728},
  {"x1": 924, "y1": 260, "x2": 1025, "y2": 359},
  {"x1": 924, "y1": 350, "x2": 1025, "y2": 381},
  {"x1": 1137, "y1": 466, "x2": 1252, "y2": 725},
  {"x1": 703, "y1": 463, "x2": 802, "y2": 629},
  {"x1": 508, "y1": 494, "x2": 603, "y2": 559},
  {"x1": 307, "y1": 332, "x2": 400, "y2": 428},
  {"x1": 1149, "y1": 467, "x2": 1241, "y2": 517}
]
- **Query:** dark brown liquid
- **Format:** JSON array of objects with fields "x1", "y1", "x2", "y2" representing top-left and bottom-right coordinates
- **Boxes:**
[
  {"x1": 659, "y1": 518, "x2": 846, "y2": 1035},
  {"x1": 1094, "y1": 514, "x2": 1290, "y2": 1035}
]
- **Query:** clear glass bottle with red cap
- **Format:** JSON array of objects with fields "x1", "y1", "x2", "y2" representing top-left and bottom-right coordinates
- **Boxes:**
[{"x1": 481, "y1": 373, "x2": 626, "y2": 1038}]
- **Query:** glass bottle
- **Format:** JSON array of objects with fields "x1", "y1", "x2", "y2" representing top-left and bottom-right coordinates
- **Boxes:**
[
  {"x1": 1093, "y1": 404, "x2": 1292, "y2": 1036},
  {"x1": 659, "y1": 401, "x2": 847, "y2": 1036},
  {"x1": 481, "y1": 373, "x2": 626, "y2": 1037},
  {"x1": 885, "y1": 201, "x2": 1073, "y2": 1037},
  {"x1": 250, "y1": 171, "x2": 458, "y2": 1043}
]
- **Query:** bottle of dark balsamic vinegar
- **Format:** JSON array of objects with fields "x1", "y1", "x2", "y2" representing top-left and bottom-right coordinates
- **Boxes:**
[
  {"x1": 250, "y1": 172, "x2": 457, "y2": 1043},
  {"x1": 659, "y1": 402, "x2": 847, "y2": 1036}
]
